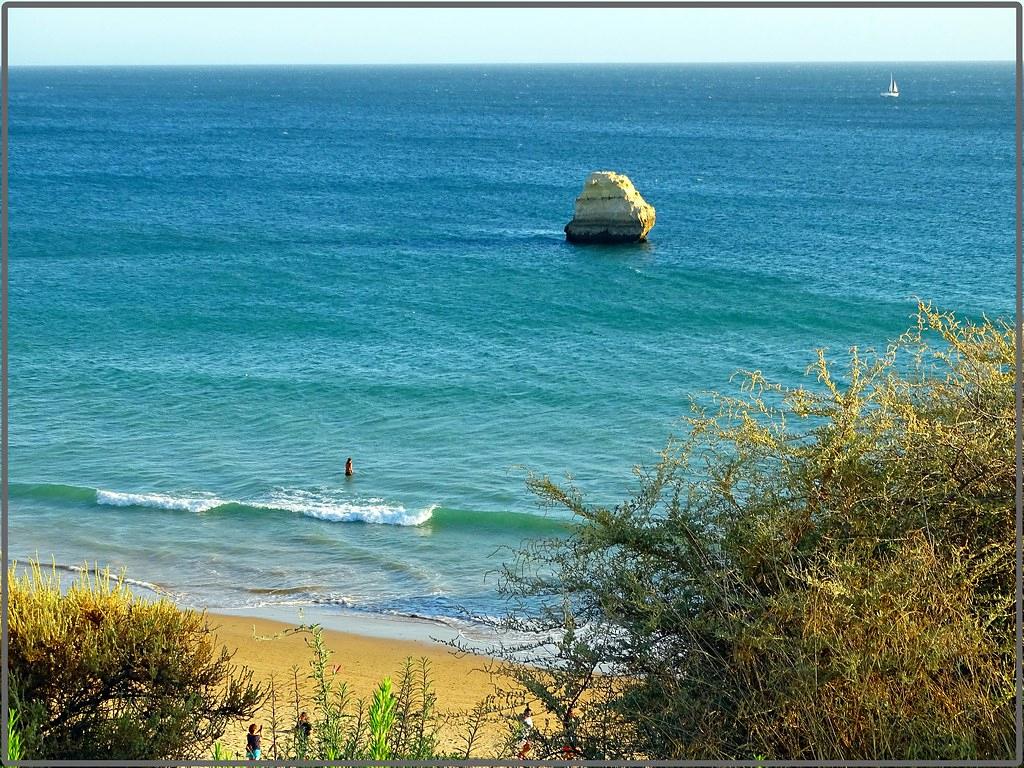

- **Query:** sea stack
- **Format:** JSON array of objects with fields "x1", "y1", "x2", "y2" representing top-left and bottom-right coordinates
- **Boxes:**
[{"x1": 564, "y1": 171, "x2": 656, "y2": 244}]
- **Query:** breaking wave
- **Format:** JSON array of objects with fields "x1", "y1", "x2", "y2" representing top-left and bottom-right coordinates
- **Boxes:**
[{"x1": 12, "y1": 482, "x2": 571, "y2": 533}]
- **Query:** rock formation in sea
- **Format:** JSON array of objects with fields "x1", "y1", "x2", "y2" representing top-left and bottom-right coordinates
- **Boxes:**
[{"x1": 564, "y1": 171, "x2": 656, "y2": 244}]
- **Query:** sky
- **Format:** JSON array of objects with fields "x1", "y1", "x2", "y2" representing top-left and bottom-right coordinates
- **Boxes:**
[{"x1": 8, "y1": 6, "x2": 1018, "y2": 66}]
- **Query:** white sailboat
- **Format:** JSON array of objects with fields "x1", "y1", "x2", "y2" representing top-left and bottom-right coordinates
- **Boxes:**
[{"x1": 881, "y1": 73, "x2": 899, "y2": 98}]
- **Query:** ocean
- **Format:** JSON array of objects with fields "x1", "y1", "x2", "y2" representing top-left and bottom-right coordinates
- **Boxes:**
[{"x1": 9, "y1": 63, "x2": 1015, "y2": 625}]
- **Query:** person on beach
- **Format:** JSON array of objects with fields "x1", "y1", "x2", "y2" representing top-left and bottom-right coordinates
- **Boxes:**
[
  {"x1": 296, "y1": 711, "x2": 312, "y2": 748},
  {"x1": 516, "y1": 705, "x2": 534, "y2": 759},
  {"x1": 345, "y1": 457, "x2": 354, "y2": 477},
  {"x1": 246, "y1": 723, "x2": 262, "y2": 761}
]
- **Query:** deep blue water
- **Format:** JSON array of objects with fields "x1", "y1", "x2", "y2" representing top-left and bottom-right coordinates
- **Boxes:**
[{"x1": 8, "y1": 63, "x2": 1016, "y2": 622}]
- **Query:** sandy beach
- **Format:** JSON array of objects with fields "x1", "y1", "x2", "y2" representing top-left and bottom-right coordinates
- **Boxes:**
[{"x1": 208, "y1": 610, "x2": 510, "y2": 759}]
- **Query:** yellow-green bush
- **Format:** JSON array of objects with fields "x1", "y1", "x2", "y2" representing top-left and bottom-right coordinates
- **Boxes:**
[
  {"x1": 9, "y1": 561, "x2": 265, "y2": 759},
  {"x1": 500, "y1": 303, "x2": 1015, "y2": 759}
]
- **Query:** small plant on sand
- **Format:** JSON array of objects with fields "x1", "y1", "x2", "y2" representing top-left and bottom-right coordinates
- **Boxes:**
[
  {"x1": 7, "y1": 707, "x2": 24, "y2": 762},
  {"x1": 367, "y1": 677, "x2": 397, "y2": 761},
  {"x1": 8, "y1": 561, "x2": 266, "y2": 759},
  {"x1": 390, "y1": 657, "x2": 441, "y2": 759},
  {"x1": 310, "y1": 626, "x2": 367, "y2": 759},
  {"x1": 452, "y1": 695, "x2": 499, "y2": 759},
  {"x1": 210, "y1": 740, "x2": 231, "y2": 765},
  {"x1": 264, "y1": 673, "x2": 283, "y2": 760}
]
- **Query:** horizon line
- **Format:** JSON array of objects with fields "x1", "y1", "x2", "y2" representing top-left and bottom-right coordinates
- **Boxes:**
[{"x1": 7, "y1": 58, "x2": 1017, "y2": 67}]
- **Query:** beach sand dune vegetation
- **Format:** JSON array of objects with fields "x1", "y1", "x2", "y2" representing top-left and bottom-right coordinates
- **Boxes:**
[
  {"x1": 211, "y1": 624, "x2": 502, "y2": 761},
  {"x1": 8, "y1": 577, "x2": 506, "y2": 761},
  {"x1": 489, "y1": 302, "x2": 1016, "y2": 760},
  {"x1": 8, "y1": 562, "x2": 266, "y2": 760}
]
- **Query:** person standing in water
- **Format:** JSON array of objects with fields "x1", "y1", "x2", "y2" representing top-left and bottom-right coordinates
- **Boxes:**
[{"x1": 345, "y1": 457, "x2": 354, "y2": 477}]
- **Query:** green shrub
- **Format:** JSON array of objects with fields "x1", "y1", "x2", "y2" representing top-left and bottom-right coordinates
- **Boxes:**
[
  {"x1": 496, "y1": 303, "x2": 1016, "y2": 760},
  {"x1": 9, "y1": 561, "x2": 266, "y2": 759}
]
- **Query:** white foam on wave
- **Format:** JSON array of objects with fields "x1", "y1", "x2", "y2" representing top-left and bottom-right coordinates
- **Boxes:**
[
  {"x1": 262, "y1": 488, "x2": 436, "y2": 526},
  {"x1": 96, "y1": 489, "x2": 227, "y2": 513},
  {"x1": 94, "y1": 487, "x2": 435, "y2": 527}
]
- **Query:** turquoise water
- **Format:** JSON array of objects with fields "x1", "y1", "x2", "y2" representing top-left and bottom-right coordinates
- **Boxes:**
[{"x1": 9, "y1": 63, "x2": 1015, "y2": 621}]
